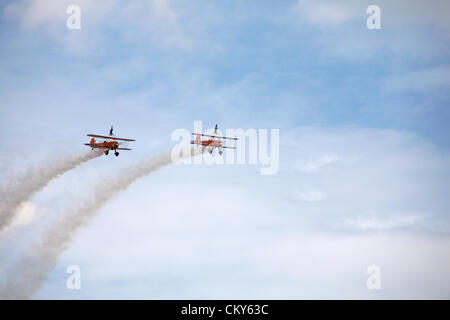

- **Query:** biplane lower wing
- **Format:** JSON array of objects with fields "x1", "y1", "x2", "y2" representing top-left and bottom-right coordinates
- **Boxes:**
[
  {"x1": 84, "y1": 144, "x2": 109, "y2": 149},
  {"x1": 84, "y1": 144, "x2": 132, "y2": 151},
  {"x1": 190, "y1": 142, "x2": 235, "y2": 149},
  {"x1": 190, "y1": 141, "x2": 236, "y2": 148}
]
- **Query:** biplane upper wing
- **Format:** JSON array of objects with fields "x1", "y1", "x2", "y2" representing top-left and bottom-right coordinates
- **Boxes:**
[
  {"x1": 191, "y1": 133, "x2": 238, "y2": 141},
  {"x1": 87, "y1": 134, "x2": 136, "y2": 142}
]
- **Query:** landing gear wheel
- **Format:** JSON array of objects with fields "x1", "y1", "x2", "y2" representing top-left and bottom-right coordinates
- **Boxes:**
[
  {"x1": 219, "y1": 150, "x2": 223, "y2": 156},
  {"x1": 105, "y1": 150, "x2": 109, "y2": 155},
  {"x1": 115, "y1": 152, "x2": 119, "y2": 157}
]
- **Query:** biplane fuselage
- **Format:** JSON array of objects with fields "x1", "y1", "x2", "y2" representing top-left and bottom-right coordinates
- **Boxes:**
[
  {"x1": 88, "y1": 138, "x2": 119, "y2": 150},
  {"x1": 197, "y1": 138, "x2": 223, "y2": 148}
]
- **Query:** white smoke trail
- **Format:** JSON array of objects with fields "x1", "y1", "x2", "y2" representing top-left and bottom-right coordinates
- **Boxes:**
[
  {"x1": 0, "y1": 150, "x2": 103, "y2": 231},
  {"x1": 0, "y1": 147, "x2": 202, "y2": 299}
]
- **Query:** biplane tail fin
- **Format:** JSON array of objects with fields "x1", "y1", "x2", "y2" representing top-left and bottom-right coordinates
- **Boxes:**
[
  {"x1": 90, "y1": 138, "x2": 96, "y2": 146},
  {"x1": 190, "y1": 134, "x2": 202, "y2": 145}
]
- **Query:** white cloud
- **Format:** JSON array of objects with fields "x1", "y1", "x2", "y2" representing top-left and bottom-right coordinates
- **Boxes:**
[
  {"x1": 2, "y1": 126, "x2": 448, "y2": 299},
  {"x1": 284, "y1": 127, "x2": 450, "y2": 234},
  {"x1": 291, "y1": 0, "x2": 450, "y2": 61},
  {"x1": 346, "y1": 214, "x2": 424, "y2": 230},
  {"x1": 292, "y1": 0, "x2": 361, "y2": 27},
  {"x1": 383, "y1": 65, "x2": 450, "y2": 93},
  {"x1": 3, "y1": 0, "x2": 200, "y2": 53},
  {"x1": 4, "y1": 0, "x2": 69, "y2": 29},
  {"x1": 1, "y1": 0, "x2": 449, "y2": 300},
  {"x1": 293, "y1": 190, "x2": 327, "y2": 202},
  {"x1": 250, "y1": 233, "x2": 450, "y2": 299},
  {"x1": 293, "y1": 0, "x2": 450, "y2": 30},
  {"x1": 295, "y1": 154, "x2": 338, "y2": 173}
]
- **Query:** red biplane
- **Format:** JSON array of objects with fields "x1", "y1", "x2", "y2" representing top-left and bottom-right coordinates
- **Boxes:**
[
  {"x1": 85, "y1": 126, "x2": 135, "y2": 156},
  {"x1": 191, "y1": 124, "x2": 238, "y2": 155}
]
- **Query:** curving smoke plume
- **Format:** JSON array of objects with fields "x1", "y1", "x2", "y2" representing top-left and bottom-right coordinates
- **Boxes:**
[
  {"x1": 0, "y1": 147, "x2": 202, "y2": 299},
  {"x1": 0, "y1": 150, "x2": 103, "y2": 232}
]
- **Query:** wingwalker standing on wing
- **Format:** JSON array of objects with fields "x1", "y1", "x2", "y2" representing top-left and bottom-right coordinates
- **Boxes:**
[
  {"x1": 84, "y1": 127, "x2": 135, "y2": 156},
  {"x1": 191, "y1": 124, "x2": 238, "y2": 155}
]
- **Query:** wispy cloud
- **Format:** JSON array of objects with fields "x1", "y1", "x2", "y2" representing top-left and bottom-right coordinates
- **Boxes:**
[
  {"x1": 295, "y1": 154, "x2": 338, "y2": 173},
  {"x1": 291, "y1": 0, "x2": 450, "y2": 61},
  {"x1": 383, "y1": 65, "x2": 450, "y2": 93},
  {"x1": 3, "y1": 0, "x2": 202, "y2": 53},
  {"x1": 346, "y1": 214, "x2": 424, "y2": 230},
  {"x1": 292, "y1": 0, "x2": 362, "y2": 27},
  {"x1": 293, "y1": 190, "x2": 327, "y2": 202}
]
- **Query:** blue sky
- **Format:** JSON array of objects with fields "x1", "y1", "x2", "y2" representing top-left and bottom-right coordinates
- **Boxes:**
[{"x1": 0, "y1": 0, "x2": 449, "y2": 299}]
